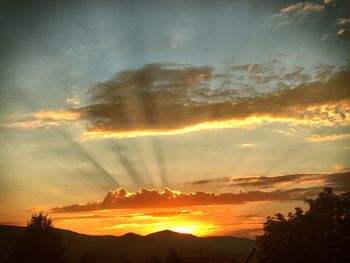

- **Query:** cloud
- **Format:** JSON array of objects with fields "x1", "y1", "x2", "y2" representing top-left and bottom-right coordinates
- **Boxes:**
[
  {"x1": 337, "y1": 28, "x2": 350, "y2": 42},
  {"x1": 229, "y1": 171, "x2": 350, "y2": 189},
  {"x1": 239, "y1": 143, "x2": 256, "y2": 148},
  {"x1": 190, "y1": 177, "x2": 230, "y2": 185},
  {"x1": 300, "y1": 2, "x2": 325, "y2": 13},
  {"x1": 305, "y1": 133, "x2": 350, "y2": 142},
  {"x1": 76, "y1": 64, "x2": 350, "y2": 139},
  {"x1": 66, "y1": 97, "x2": 80, "y2": 106},
  {"x1": 338, "y1": 18, "x2": 350, "y2": 25},
  {"x1": 280, "y1": 2, "x2": 325, "y2": 15},
  {"x1": 51, "y1": 187, "x2": 325, "y2": 213},
  {"x1": 8, "y1": 63, "x2": 350, "y2": 139},
  {"x1": 228, "y1": 63, "x2": 266, "y2": 73},
  {"x1": 188, "y1": 171, "x2": 350, "y2": 191},
  {"x1": 280, "y1": 3, "x2": 304, "y2": 15},
  {"x1": 8, "y1": 109, "x2": 80, "y2": 128},
  {"x1": 272, "y1": 1, "x2": 329, "y2": 28},
  {"x1": 168, "y1": 29, "x2": 192, "y2": 49}
]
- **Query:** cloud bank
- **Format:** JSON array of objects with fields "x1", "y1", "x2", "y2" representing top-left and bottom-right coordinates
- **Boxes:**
[
  {"x1": 190, "y1": 171, "x2": 350, "y2": 190},
  {"x1": 75, "y1": 63, "x2": 350, "y2": 139},
  {"x1": 9, "y1": 62, "x2": 350, "y2": 139},
  {"x1": 51, "y1": 186, "x2": 326, "y2": 213}
]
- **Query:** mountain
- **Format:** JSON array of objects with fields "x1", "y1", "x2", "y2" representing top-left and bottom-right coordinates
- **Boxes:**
[{"x1": 0, "y1": 225, "x2": 255, "y2": 263}]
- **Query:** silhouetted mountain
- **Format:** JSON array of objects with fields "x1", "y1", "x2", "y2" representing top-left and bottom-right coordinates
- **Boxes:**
[
  {"x1": 0, "y1": 225, "x2": 255, "y2": 263},
  {"x1": 120, "y1": 232, "x2": 143, "y2": 239},
  {"x1": 146, "y1": 230, "x2": 195, "y2": 238}
]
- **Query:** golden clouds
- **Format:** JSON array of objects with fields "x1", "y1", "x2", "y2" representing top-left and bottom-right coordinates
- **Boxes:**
[
  {"x1": 51, "y1": 186, "x2": 324, "y2": 213},
  {"x1": 77, "y1": 64, "x2": 350, "y2": 138},
  {"x1": 338, "y1": 18, "x2": 350, "y2": 26},
  {"x1": 33, "y1": 110, "x2": 80, "y2": 120},
  {"x1": 305, "y1": 133, "x2": 350, "y2": 142},
  {"x1": 193, "y1": 171, "x2": 350, "y2": 191},
  {"x1": 9, "y1": 63, "x2": 350, "y2": 140},
  {"x1": 9, "y1": 109, "x2": 80, "y2": 128},
  {"x1": 280, "y1": 2, "x2": 324, "y2": 15}
]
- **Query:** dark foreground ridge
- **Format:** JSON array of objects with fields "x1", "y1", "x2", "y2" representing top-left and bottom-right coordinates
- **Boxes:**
[{"x1": 0, "y1": 225, "x2": 255, "y2": 263}]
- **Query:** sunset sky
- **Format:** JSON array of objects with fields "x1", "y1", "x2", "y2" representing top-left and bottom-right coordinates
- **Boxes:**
[{"x1": 1, "y1": 0, "x2": 350, "y2": 238}]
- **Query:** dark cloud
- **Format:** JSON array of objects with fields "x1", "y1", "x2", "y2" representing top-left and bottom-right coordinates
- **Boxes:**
[
  {"x1": 76, "y1": 63, "x2": 350, "y2": 135},
  {"x1": 189, "y1": 171, "x2": 350, "y2": 190},
  {"x1": 230, "y1": 171, "x2": 350, "y2": 189},
  {"x1": 338, "y1": 28, "x2": 350, "y2": 42},
  {"x1": 236, "y1": 214, "x2": 261, "y2": 219},
  {"x1": 191, "y1": 177, "x2": 230, "y2": 185},
  {"x1": 79, "y1": 63, "x2": 213, "y2": 132},
  {"x1": 314, "y1": 63, "x2": 335, "y2": 81},
  {"x1": 230, "y1": 173, "x2": 324, "y2": 188},
  {"x1": 51, "y1": 187, "x2": 323, "y2": 213}
]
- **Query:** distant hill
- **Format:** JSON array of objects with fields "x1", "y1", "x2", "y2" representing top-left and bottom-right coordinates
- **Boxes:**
[{"x1": 0, "y1": 225, "x2": 255, "y2": 263}]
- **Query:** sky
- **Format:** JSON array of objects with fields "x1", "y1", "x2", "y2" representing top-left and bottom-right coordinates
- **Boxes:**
[{"x1": 0, "y1": 0, "x2": 350, "y2": 238}]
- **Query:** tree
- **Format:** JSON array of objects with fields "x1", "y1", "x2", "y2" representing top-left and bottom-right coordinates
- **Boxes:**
[
  {"x1": 145, "y1": 256, "x2": 162, "y2": 263},
  {"x1": 257, "y1": 188, "x2": 350, "y2": 263},
  {"x1": 119, "y1": 253, "x2": 133, "y2": 263},
  {"x1": 11, "y1": 212, "x2": 67, "y2": 263},
  {"x1": 80, "y1": 250, "x2": 100, "y2": 263},
  {"x1": 166, "y1": 249, "x2": 182, "y2": 263}
]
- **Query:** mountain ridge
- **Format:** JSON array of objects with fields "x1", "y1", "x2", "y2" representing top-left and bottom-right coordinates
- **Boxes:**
[{"x1": 0, "y1": 224, "x2": 255, "y2": 263}]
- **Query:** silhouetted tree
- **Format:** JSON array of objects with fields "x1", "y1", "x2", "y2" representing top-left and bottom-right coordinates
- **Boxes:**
[
  {"x1": 10, "y1": 212, "x2": 67, "y2": 263},
  {"x1": 145, "y1": 256, "x2": 162, "y2": 263},
  {"x1": 195, "y1": 248, "x2": 205, "y2": 263},
  {"x1": 257, "y1": 188, "x2": 350, "y2": 263},
  {"x1": 119, "y1": 253, "x2": 133, "y2": 263},
  {"x1": 80, "y1": 250, "x2": 100, "y2": 263},
  {"x1": 166, "y1": 249, "x2": 182, "y2": 263}
]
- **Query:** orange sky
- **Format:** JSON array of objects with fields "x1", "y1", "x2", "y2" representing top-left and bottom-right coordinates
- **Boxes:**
[
  {"x1": 50, "y1": 201, "x2": 305, "y2": 238},
  {"x1": 1, "y1": 0, "x2": 350, "y2": 239}
]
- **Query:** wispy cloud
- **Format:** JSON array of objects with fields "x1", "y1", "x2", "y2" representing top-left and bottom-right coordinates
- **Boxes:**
[
  {"x1": 239, "y1": 143, "x2": 256, "y2": 148},
  {"x1": 338, "y1": 18, "x2": 350, "y2": 25},
  {"x1": 8, "y1": 109, "x2": 80, "y2": 128},
  {"x1": 305, "y1": 133, "x2": 350, "y2": 142},
  {"x1": 279, "y1": 2, "x2": 324, "y2": 16},
  {"x1": 272, "y1": 1, "x2": 326, "y2": 27},
  {"x1": 189, "y1": 171, "x2": 350, "y2": 190},
  {"x1": 337, "y1": 28, "x2": 350, "y2": 42},
  {"x1": 243, "y1": 172, "x2": 349, "y2": 189}
]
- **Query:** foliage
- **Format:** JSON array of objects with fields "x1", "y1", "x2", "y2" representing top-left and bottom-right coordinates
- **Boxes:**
[
  {"x1": 166, "y1": 249, "x2": 183, "y2": 263},
  {"x1": 145, "y1": 256, "x2": 162, "y2": 263},
  {"x1": 11, "y1": 212, "x2": 67, "y2": 263},
  {"x1": 80, "y1": 250, "x2": 100, "y2": 263},
  {"x1": 257, "y1": 188, "x2": 350, "y2": 263},
  {"x1": 119, "y1": 253, "x2": 133, "y2": 263}
]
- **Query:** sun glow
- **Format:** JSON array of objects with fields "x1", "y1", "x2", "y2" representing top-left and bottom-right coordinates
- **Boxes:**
[
  {"x1": 173, "y1": 225, "x2": 198, "y2": 234},
  {"x1": 53, "y1": 208, "x2": 223, "y2": 237},
  {"x1": 80, "y1": 102, "x2": 350, "y2": 140},
  {"x1": 101, "y1": 220, "x2": 218, "y2": 237}
]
